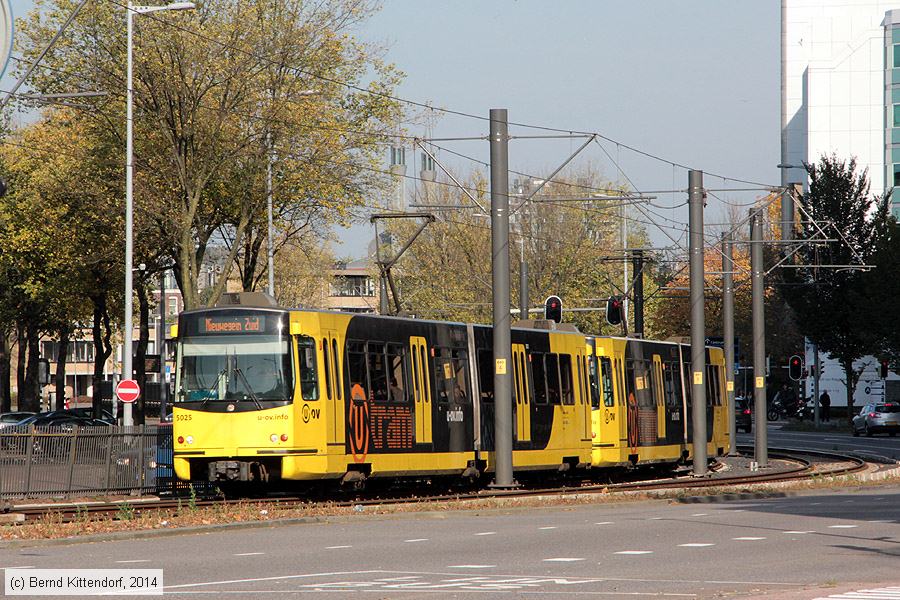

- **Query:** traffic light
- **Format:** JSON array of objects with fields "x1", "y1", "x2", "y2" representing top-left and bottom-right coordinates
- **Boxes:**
[
  {"x1": 788, "y1": 355, "x2": 803, "y2": 381},
  {"x1": 881, "y1": 359, "x2": 890, "y2": 379},
  {"x1": 544, "y1": 295, "x2": 562, "y2": 323},
  {"x1": 606, "y1": 296, "x2": 623, "y2": 326}
]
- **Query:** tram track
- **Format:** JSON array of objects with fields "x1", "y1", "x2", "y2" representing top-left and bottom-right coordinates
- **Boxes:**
[{"x1": 6, "y1": 447, "x2": 873, "y2": 524}]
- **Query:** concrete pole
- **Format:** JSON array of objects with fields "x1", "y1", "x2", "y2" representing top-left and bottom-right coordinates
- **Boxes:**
[
  {"x1": 722, "y1": 232, "x2": 736, "y2": 455},
  {"x1": 266, "y1": 132, "x2": 275, "y2": 297},
  {"x1": 123, "y1": 0, "x2": 135, "y2": 427},
  {"x1": 688, "y1": 170, "x2": 707, "y2": 476},
  {"x1": 519, "y1": 246, "x2": 529, "y2": 320},
  {"x1": 489, "y1": 109, "x2": 515, "y2": 488},
  {"x1": 750, "y1": 209, "x2": 768, "y2": 467}
]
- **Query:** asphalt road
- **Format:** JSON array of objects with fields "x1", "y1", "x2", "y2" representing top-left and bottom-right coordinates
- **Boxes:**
[
  {"x1": 2, "y1": 483, "x2": 898, "y2": 599},
  {"x1": 736, "y1": 423, "x2": 900, "y2": 460}
]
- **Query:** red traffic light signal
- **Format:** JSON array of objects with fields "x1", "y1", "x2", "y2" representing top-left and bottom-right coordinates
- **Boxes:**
[
  {"x1": 544, "y1": 295, "x2": 562, "y2": 323},
  {"x1": 881, "y1": 360, "x2": 890, "y2": 379},
  {"x1": 788, "y1": 355, "x2": 803, "y2": 381},
  {"x1": 606, "y1": 296, "x2": 623, "y2": 326}
]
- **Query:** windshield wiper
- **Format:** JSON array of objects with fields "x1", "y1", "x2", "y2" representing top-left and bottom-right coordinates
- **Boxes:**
[
  {"x1": 200, "y1": 368, "x2": 227, "y2": 407},
  {"x1": 232, "y1": 368, "x2": 263, "y2": 409}
]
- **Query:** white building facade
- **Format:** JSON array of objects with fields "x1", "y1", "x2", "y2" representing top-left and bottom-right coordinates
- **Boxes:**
[{"x1": 784, "y1": 1, "x2": 900, "y2": 407}]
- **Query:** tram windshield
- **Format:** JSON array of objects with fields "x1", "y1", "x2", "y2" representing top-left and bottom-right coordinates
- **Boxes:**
[{"x1": 175, "y1": 309, "x2": 295, "y2": 404}]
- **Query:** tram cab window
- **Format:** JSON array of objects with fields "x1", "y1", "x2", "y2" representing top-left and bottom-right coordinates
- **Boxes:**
[
  {"x1": 367, "y1": 342, "x2": 388, "y2": 403},
  {"x1": 588, "y1": 356, "x2": 601, "y2": 409},
  {"x1": 297, "y1": 337, "x2": 319, "y2": 401},
  {"x1": 559, "y1": 354, "x2": 574, "y2": 405},
  {"x1": 477, "y1": 350, "x2": 494, "y2": 402},
  {"x1": 600, "y1": 357, "x2": 615, "y2": 408}
]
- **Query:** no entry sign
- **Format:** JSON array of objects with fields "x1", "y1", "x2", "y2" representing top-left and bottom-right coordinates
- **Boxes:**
[{"x1": 116, "y1": 379, "x2": 141, "y2": 403}]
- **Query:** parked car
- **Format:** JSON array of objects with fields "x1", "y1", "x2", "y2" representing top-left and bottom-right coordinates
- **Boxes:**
[
  {"x1": 68, "y1": 407, "x2": 116, "y2": 424},
  {"x1": 15, "y1": 411, "x2": 111, "y2": 429},
  {"x1": 852, "y1": 402, "x2": 900, "y2": 437},
  {"x1": 0, "y1": 412, "x2": 35, "y2": 429},
  {"x1": 735, "y1": 397, "x2": 752, "y2": 433}
]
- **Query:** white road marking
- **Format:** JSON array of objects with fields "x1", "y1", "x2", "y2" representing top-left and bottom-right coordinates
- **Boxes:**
[
  {"x1": 828, "y1": 525, "x2": 858, "y2": 529},
  {"x1": 784, "y1": 531, "x2": 814, "y2": 534},
  {"x1": 691, "y1": 513, "x2": 708, "y2": 517},
  {"x1": 648, "y1": 517, "x2": 664, "y2": 520},
  {"x1": 1, "y1": 567, "x2": 34, "y2": 570},
  {"x1": 404, "y1": 538, "x2": 429, "y2": 543},
  {"x1": 867, "y1": 520, "x2": 892, "y2": 523},
  {"x1": 678, "y1": 543, "x2": 715, "y2": 547},
  {"x1": 815, "y1": 586, "x2": 900, "y2": 599},
  {"x1": 538, "y1": 526, "x2": 557, "y2": 530},
  {"x1": 543, "y1": 558, "x2": 585, "y2": 562},
  {"x1": 733, "y1": 537, "x2": 766, "y2": 540},
  {"x1": 474, "y1": 532, "x2": 496, "y2": 536},
  {"x1": 325, "y1": 545, "x2": 352, "y2": 549},
  {"x1": 447, "y1": 565, "x2": 495, "y2": 569},
  {"x1": 809, "y1": 502, "x2": 823, "y2": 506},
  {"x1": 614, "y1": 550, "x2": 653, "y2": 555},
  {"x1": 232, "y1": 553, "x2": 264, "y2": 556},
  {"x1": 115, "y1": 559, "x2": 152, "y2": 563},
  {"x1": 594, "y1": 521, "x2": 613, "y2": 525},
  {"x1": 165, "y1": 571, "x2": 379, "y2": 589}
]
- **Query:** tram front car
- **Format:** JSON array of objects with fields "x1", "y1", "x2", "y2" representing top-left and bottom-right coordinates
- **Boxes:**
[{"x1": 172, "y1": 306, "x2": 305, "y2": 484}]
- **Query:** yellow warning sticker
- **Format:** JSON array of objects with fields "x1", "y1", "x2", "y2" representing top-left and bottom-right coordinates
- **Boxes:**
[
  {"x1": 495, "y1": 358, "x2": 507, "y2": 375},
  {"x1": 726, "y1": 381, "x2": 734, "y2": 392},
  {"x1": 443, "y1": 363, "x2": 452, "y2": 380},
  {"x1": 755, "y1": 376, "x2": 765, "y2": 389},
  {"x1": 636, "y1": 376, "x2": 645, "y2": 390},
  {"x1": 693, "y1": 371, "x2": 703, "y2": 385}
]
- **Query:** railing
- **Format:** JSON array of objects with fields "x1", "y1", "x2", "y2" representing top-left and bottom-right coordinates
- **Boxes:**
[{"x1": 0, "y1": 425, "x2": 174, "y2": 499}]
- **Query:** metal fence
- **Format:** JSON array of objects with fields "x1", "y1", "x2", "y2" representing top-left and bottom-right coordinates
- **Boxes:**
[{"x1": 0, "y1": 425, "x2": 175, "y2": 499}]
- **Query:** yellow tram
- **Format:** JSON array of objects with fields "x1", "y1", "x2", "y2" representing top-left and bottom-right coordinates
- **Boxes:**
[{"x1": 171, "y1": 295, "x2": 728, "y2": 486}]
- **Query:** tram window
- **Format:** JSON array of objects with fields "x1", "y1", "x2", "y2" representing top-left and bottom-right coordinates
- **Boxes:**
[
  {"x1": 411, "y1": 348, "x2": 420, "y2": 398},
  {"x1": 576, "y1": 357, "x2": 584, "y2": 405},
  {"x1": 649, "y1": 361, "x2": 661, "y2": 406},
  {"x1": 707, "y1": 365, "x2": 721, "y2": 406},
  {"x1": 588, "y1": 356, "x2": 600, "y2": 409},
  {"x1": 367, "y1": 342, "x2": 388, "y2": 403},
  {"x1": 451, "y1": 350, "x2": 469, "y2": 404},
  {"x1": 322, "y1": 338, "x2": 332, "y2": 400},
  {"x1": 477, "y1": 350, "x2": 494, "y2": 402},
  {"x1": 617, "y1": 359, "x2": 626, "y2": 406},
  {"x1": 600, "y1": 357, "x2": 614, "y2": 408},
  {"x1": 663, "y1": 362, "x2": 677, "y2": 406},
  {"x1": 625, "y1": 360, "x2": 636, "y2": 407},
  {"x1": 519, "y1": 352, "x2": 529, "y2": 403},
  {"x1": 387, "y1": 344, "x2": 407, "y2": 404},
  {"x1": 582, "y1": 357, "x2": 591, "y2": 407},
  {"x1": 347, "y1": 340, "x2": 368, "y2": 402},
  {"x1": 546, "y1": 353, "x2": 561, "y2": 405},
  {"x1": 559, "y1": 354, "x2": 574, "y2": 405},
  {"x1": 513, "y1": 352, "x2": 522, "y2": 405},
  {"x1": 331, "y1": 339, "x2": 341, "y2": 400},
  {"x1": 682, "y1": 362, "x2": 692, "y2": 407},
  {"x1": 532, "y1": 353, "x2": 548, "y2": 405},
  {"x1": 298, "y1": 336, "x2": 319, "y2": 401}
]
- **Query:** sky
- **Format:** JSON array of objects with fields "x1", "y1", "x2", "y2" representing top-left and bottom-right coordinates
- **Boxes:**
[
  {"x1": 340, "y1": 0, "x2": 782, "y2": 257},
  {"x1": 5, "y1": 0, "x2": 783, "y2": 258}
]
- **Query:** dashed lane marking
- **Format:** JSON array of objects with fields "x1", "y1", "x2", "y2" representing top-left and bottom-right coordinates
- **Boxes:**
[
  {"x1": 614, "y1": 551, "x2": 653, "y2": 555},
  {"x1": 232, "y1": 553, "x2": 264, "y2": 556},
  {"x1": 594, "y1": 521, "x2": 613, "y2": 525},
  {"x1": 543, "y1": 558, "x2": 585, "y2": 562},
  {"x1": 828, "y1": 525, "x2": 859, "y2": 529},
  {"x1": 447, "y1": 565, "x2": 495, "y2": 569},
  {"x1": 691, "y1": 513, "x2": 708, "y2": 517},
  {"x1": 404, "y1": 539, "x2": 429, "y2": 543},
  {"x1": 474, "y1": 532, "x2": 496, "y2": 536},
  {"x1": 678, "y1": 543, "x2": 715, "y2": 547},
  {"x1": 733, "y1": 537, "x2": 766, "y2": 541},
  {"x1": 326, "y1": 546, "x2": 352, "y2": 549},
  {"x1": 784, "y1": 531, "x2": 814, "y2": 534},
  {"x1": 538, "y1": 526, "x2": 557, "y2": 530},
  {"x1": 115, "y1": 559, "x2": 152, "y2": 563}
]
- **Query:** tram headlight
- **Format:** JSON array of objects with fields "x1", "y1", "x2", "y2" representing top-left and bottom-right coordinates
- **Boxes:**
[
  {"x1": 186, "y1": 435, "x2": 194, "y2": 445},
  {"x1": 270, "y1": 434, "x2": 278, "y2": 443}
]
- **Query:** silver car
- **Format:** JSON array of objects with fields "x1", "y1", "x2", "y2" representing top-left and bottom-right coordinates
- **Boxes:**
[{"x1": 852, "y1": 402, "x2": 900, "y2": 437}]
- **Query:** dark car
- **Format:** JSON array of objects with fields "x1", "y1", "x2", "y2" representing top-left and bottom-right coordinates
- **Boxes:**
[
  {"x1": 68, "y1": 407, "x2": 116, "y2": 424},
  {"x1": 0, "y1": 411, "x2": 35, "y2": 429},
  {"x1": 735, "y1": 397, "x2": 752, "y2": 433},
  {"x1": 852, "y1": 402, "x2": 900, "y2": 437},
  {"x1": 16, "y1": 411, "x2": 111, "y2": 429}
]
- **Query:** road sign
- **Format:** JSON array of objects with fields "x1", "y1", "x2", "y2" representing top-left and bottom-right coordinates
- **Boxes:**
[{"x1": 116, "y1": 379, "x2": 141, "y2": 403}]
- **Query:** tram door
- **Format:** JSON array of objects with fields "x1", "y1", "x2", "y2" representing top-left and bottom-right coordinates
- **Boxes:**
[
  {"x1": 410, "y1": 336, "x2": 433, "y2": 445},
  {"x1": 512, "y1": 344, "x2": 531, "y2": 443},
  {"x1": 577, "y1": 349, "x2": 591, "y2": 442},
  {"x1": 323, "y1": 330, "x2": 344, "y2": 445},
  {"x1": 652, "y1": 355, "x2": 666, "y2": 441}
]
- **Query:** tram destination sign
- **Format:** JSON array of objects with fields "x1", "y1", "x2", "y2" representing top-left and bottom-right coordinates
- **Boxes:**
[{"x1": 199, "y1": 315, "x2": 265, "y2": 334}]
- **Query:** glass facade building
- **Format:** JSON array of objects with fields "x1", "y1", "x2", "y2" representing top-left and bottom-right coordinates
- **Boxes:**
[{"x1": 885, "y1": 10, "x2": 900, "y2": 219}]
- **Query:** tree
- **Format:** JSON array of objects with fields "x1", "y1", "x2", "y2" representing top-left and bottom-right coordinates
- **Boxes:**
[
  {"x1": 782, "y1": 154, "x2": 890, "y2": 420},
  {"x1": 15, "y1": 0, "x2": 403, "y2": 309}
]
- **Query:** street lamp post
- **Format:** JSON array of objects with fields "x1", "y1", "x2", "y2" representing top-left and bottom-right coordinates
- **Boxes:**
[{"x1": 124, "y1": 0, "x2": 194, "y2": 426}]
